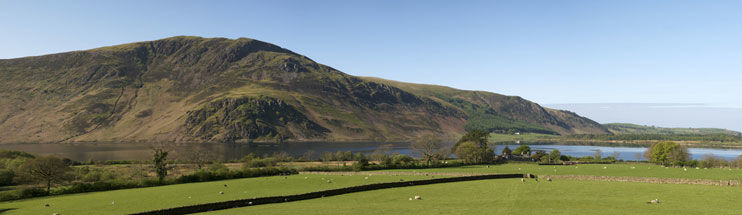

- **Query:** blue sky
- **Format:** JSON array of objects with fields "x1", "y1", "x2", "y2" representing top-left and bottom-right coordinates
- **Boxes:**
[{"x1": 1, "y1": 0, "x2": 741, "y2": 130}]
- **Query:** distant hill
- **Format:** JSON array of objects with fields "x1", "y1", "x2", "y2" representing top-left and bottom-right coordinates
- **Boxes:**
[
  {"x1": 0, "y1": 36, "x2": 609, "y2": 144},
  {"x1": 604, "y1": 123, "x2": 741, "y2": 136}
]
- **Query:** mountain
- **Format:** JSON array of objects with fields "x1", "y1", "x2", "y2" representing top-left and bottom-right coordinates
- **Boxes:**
[
  {"x1": 604, "y1": 123, "x2": 741, "y2": 136},
  {"x1": 0, "y1": 36, "x2": 609, "y2": 144}
]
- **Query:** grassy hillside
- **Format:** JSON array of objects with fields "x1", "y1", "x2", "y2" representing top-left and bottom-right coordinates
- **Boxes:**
[
  {"x1": 0, "y1": 36, "x2": 608, "y2": 144},
  {"x1": 605, "y1": 123, "x2": 741, "y2": 136}
]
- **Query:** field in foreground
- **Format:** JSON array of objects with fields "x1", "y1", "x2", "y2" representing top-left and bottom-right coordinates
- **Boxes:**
[
  {"x1": 201, "y1": 178, "x2": 742, "y2": 215},
  {"x1": 2, "y1": 163, "x2": 741, "y2": 214},
  {"x1": 0, "y1": 174, "x2": 435, "y2": 215}
]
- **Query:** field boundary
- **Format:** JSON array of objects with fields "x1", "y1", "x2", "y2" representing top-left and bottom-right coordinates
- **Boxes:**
[
  {"x1": 548, "y1": 175, "x2": 742, "y2": 186},
  {"x1": 130, "y1": 173, "x2": 524, "y2": 215}
]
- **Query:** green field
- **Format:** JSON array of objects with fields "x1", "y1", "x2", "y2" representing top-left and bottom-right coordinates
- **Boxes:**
[
  {"x1": 375, "y1": 163, "x2": 742, "y2": 181},
  {"x1": 201, "y1": 179, "x2": 742, "y2": 215},
  {"x1": 0, "y1": 174, "x2": 435, "y2": 215},
  {"x1": 2, "y1": 163, "x2": 741, "y2": 214}
]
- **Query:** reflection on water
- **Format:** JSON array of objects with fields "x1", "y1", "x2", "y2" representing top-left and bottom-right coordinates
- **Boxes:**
[{"x1": 1, "y1": 142, "x2": 740, "y2": 161}]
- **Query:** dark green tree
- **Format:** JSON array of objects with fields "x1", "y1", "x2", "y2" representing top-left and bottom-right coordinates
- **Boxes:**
[
  {"x1": 153, "y1": 148, "x2": 169, "y2": 183},
  {"x1": 513, "y1": 145, "x2": 531, "y2": 156},
  {"x1": 501, "y1": 146, "x2": 512, "y2": 156}
]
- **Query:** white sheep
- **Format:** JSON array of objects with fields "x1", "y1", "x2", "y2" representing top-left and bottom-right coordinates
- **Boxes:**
[
  {"x1": 649, "y1": 199, "x2": 660, "y2": 204},
  {"x1": 546, "y1": 178, "x2": 552, "y2": 182},
  {"x1": 414, "y1": 195, "x2": 422, "y2": 200},
  {"x1": 521, "y1": 178, "x2": 525, "y2": 182},
  {"x1": 219, "y1": 191, "x2": 224, "y2": 195},
  {"x1": 111, "y1": 201, "x2": 115, "y2": 205}
]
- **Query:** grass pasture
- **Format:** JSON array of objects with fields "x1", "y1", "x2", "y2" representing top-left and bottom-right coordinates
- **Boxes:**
[
  {"x1": 2, "y1": 163, "x2": 741, "y2": 214},
  {"x1": 201, "y1": 178, "x2": 742, "y2": 215},
  {"x1": 0, "y1": 174, "x2": 435, "y2": 215},
  {"x1": 376, "y1": 163, "x2": 742, "y2": 181}
]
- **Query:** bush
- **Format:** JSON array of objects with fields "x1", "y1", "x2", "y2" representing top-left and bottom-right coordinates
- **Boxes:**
[{"x1": 0, "y1": 169, "x2": 15, "y2": 186}]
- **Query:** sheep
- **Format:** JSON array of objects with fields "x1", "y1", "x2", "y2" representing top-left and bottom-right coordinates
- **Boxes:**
[
  {"x1": 304, "y1": 177, "x2": 308, "y2": 179},
  {"x1": 45, "y1": 204, "x2": 50, "y2": 207},
  {"x1": 684, "y1": 168, "x2": 687, "y2": 171},
  {"x1": 546, "y1": 178, "x2": 552, "y2": 182},
  {"x1": 534, "y1": 178, "x2": 539, "y2": 182},
  {"x1": 364, "y1": 176, "x2": 369, "y2": 180},
  {"x1": 248, "y1": 202, "x2": 253, "y2": 205},
  {"x1": 521, "y1": 178, "x2": 525, "y2": 182},
  {"x1": 224, "y1": 184, "x2": 228, "y2": 187},
  {"x1": 409, "y1": 197, "x2": 413, "y2": 200},
  {"x1": 219, "y1": 191, "x2": 224, "y2": 195},
  {"x1": 111, "y1": 201, "x2": 115, "y2": 205},
  {"x1": 414, "y1": 195, "x2": 422, "y2": 200},
  {"x1": 648, "y1": 199, "x2": 660, "y2": 204}
]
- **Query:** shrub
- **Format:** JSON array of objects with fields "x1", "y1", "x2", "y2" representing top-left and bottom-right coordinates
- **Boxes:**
[{"x1": 0, "y1": 169, "x2": 14, "y2": 186}]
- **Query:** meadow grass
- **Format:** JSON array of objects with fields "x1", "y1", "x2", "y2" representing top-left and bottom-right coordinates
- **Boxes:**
[
  {"x1": 200, "y1": 178, "x2": 742, "y2": 215},
  {"x1": 0, "y1": 174, "x2": 434, "y2": 215},
  {"x1": 375, "y1": 163, "x2": 742, "y2": 181}
]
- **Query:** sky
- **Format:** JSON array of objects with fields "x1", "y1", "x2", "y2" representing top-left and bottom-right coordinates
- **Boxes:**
[{"x1": 1, "y1": 0, "x2": 740, "y2": 131}]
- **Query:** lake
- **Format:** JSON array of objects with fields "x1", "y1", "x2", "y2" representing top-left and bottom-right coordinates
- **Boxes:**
[{"x1": 1, "y1": 142, "x2": 741, "y2": 161}]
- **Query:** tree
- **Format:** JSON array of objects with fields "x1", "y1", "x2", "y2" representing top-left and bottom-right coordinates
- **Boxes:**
[
  {"x1": 593, "y1": 149, "x2": 603, "y2": 160},
  {"x1": 643, "y1": 141, "x2": 689, "y2": 166},
  {"x1": 411, "y1": 135, "x2": 444, "y2": 165},
  {"x1": 178, "y1": 144, "x2": 217, "y2": 169},
  {"x1": 513, "y1": 145, "x2": 531, "y2": 156},
  {"x1": 19, "y1": 156, "x2": 71, "y2": 193},
  {"x1": 153, "y1": 148, "x2": 169, "y2": 183},
  {"x1": 454, "y1": 130, "x2": 489, "y2": 150},
  {"x1": 542, "y1": 149, "x2": 561, "y2": 163},
  {"x1": 501, "y1": 146, "x2": 512, "y2": 156},
  {"x1": 454, "y1": 141, "x2": 493, "y2": 164}
]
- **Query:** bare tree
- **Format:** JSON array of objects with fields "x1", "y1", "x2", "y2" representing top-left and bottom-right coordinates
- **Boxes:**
[
  {"x1": 411, "y1": 135, "x2": 444, "y2": 166},
  {"x1": 20, "y1": 156, "x2": 72, "y2": 193},
  {"x1": 177, "y1": 144, "x2": 217, "y2": 169}
]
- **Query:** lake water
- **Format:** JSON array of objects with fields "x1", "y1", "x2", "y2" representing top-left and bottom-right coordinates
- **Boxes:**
[{"x1": 1, "y1": 142, "x2": 741, "y2": 161}]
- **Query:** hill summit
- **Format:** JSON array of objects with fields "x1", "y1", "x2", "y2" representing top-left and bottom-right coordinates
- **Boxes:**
[{"x1": 0, "y1": 36, "x2": 609, "y2": 143}]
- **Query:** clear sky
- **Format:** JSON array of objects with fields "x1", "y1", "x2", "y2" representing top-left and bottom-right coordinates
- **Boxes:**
[{"x1": 1, "y1": 0, "x2": 740, "y2": 130}]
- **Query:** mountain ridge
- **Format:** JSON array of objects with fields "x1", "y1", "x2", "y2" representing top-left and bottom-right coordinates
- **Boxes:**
[{"x1": 0, "y1": 36, "x2": 609, "y2": 144}]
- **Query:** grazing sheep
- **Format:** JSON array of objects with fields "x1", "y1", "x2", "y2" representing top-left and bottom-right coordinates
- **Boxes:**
[
  {"x1": 224, "y1": 184, "x2": 228, "y2": 187},
  {"x1": 414, "y1": 195, "x2": 422, "y2": 200},
  {"x1": 409, "y1": 198, "x2": 413, "y2": 200},
  {"x1": 53, "y1": 213, "x2": 59, "y2": 215},
  {"x1": 219, "y1": 191, "x2": 224, "y2": 195},
  {"x1": 546, "y1": 178, "x2": 552, "y2": 182},
  {"x1": 684, "y1": 168, "x2": 687, "y2": 171},
  {"x1": 304, "y1": 177, "x2": 308, "y2": 179},
  {"x1": 45, "y1": 204, "x2": 50, "y2": 207},
  {"x1": 111, "y1": 201, "x2": 115, "y2": 205},
  {"x1": 327, "y1": 180, "x2": 332, "y2": 183},
  {"x1": 648, "y1": 199, "x2": 660, "y2": 204},
  {"x1": 603, "y1": 166, "x2": 607, "y2": 169},
  {"x1": 364, "y1": 177, "x2": 369, "y2": 180},
  {"x1": 521, "y1": 178, "x2": 525, "y2": 182}
]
